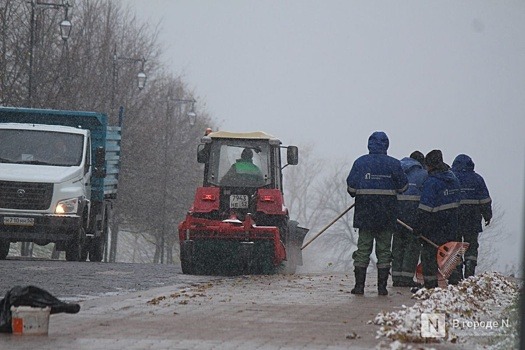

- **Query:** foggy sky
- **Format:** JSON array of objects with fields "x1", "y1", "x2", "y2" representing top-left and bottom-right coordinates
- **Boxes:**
[{"x1": 123, "y1": 0, "x2": 525, "y2": 271}]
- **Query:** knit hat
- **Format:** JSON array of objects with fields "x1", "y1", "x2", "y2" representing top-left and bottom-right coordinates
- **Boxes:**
[
  {"x1": 425, "y1": 149, "x2": 443, "y2": 168},
  {"x1": 409, "y1": 151, "x2": 425, "y2": 165}
]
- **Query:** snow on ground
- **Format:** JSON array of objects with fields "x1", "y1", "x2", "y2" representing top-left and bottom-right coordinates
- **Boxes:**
[{"x1": 372, "y1": 272, "x2": 520, "y2": 349}]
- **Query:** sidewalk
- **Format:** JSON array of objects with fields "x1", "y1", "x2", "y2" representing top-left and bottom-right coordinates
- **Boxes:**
[{"x1": 0, "y1": 271, "x2": 431, "y2": 350}]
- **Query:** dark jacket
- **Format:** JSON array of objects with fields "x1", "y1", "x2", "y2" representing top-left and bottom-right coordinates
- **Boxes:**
[
  {"x1": 451, "y1": 154, "x2": 492, "y2": 234},
  {"x1": 397, "y1": 157, "x2": 428, "y2": 227},
  {"x1": 417, "y1": 164, "x2": 461, "y2": 245},
  {"x1": 346, "y1": 132, "x2": 408, "y2": 230}
]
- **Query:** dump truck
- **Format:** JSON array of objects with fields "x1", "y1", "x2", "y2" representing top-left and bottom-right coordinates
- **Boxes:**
[
  {"x1": 178, "y1": 131, "x2": 308, "y2": 275},
  {"x1": 0, "y1": 106, "x2": 121, "y2": 262}
]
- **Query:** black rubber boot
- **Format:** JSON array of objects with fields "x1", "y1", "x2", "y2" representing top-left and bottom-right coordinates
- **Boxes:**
[
  {"x1": 392, "y1": 279, "x2": 404, "y2": 287},
  {"x1": 406, "y1": 279, "x2": 422, "y2": 288},
  {"x1": 424, "y1": 279, "x2": 438, "y2": 289},
  {"x1": 464, "y1": 261, "x2": 476, "y2": 278},
  {"x1": 351, "y1": 267, "x2": 367, "y2": 295},
  {"x1": 377, "y1": 268, "x2": 390, "y2": 296}
]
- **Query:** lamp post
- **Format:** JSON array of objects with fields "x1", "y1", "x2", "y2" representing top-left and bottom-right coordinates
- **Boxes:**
[
  {"x1": 107, "y1": 49, "x2": 147, "y2": 263},
  {"x1": 24, "y1": 0, "x2": 72, "y2": 258},
  {"x1": 160, "y1": 97, "x2": 197, "y2": 264},
  {"x1": 28, "y1": 0, "x2": 72, "y2": 107}
]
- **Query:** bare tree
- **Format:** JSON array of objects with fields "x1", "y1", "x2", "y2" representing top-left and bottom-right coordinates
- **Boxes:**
[
  {"x1": 0, "y1": 0, "x2": 217, "y2": 263},
  {"x1": 294, "y1": 160, "x2": 360, "y2": 272},
  {"x1": 283, "y1": 143, "x2": 325, "y2": 230},
  {"x1": 282, "y1": 145, "x2": 358, "y2": 272}
]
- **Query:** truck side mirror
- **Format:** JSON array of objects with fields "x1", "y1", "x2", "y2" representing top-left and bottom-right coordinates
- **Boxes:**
[
  {"x1": 287, "y1": 146, "x2": 298, "y2": 165},
  {"x1": 94, "y1": 146, "x2": 106, "y2": 178},
  {"x1": 197, "y1": 144, "x2": 209, "y2": 164}
]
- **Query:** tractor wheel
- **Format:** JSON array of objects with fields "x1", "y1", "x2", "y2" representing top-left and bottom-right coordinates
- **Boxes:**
[
  {"x1": 181, "y1": 258, "x2": 195, "y2": 274},
  {"x1": 180, "y1": 240, "x2": 196, "y2": 274},
  {"x1": 0, "y1": 240, "x2": 9, "y2": 260}
]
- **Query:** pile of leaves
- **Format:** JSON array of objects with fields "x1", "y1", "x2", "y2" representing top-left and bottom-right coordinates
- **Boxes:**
[{"x1": 372, "y1": 272, "x2": 519, "y2": 346}]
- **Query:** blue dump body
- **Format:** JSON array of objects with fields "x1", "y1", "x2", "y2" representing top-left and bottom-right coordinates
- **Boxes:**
[{"x1": 0, "y1": 106, "x2": 121, "y2": 201}]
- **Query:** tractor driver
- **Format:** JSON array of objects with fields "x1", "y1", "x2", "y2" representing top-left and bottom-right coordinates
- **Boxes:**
[{"x1": 221, "y1": 148, "x2": 264, "y2": 187}]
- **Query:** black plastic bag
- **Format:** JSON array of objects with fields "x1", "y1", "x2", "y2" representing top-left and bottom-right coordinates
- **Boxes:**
[{"x1": 0, "y1": 285, "x2": 80, "y2": 333}]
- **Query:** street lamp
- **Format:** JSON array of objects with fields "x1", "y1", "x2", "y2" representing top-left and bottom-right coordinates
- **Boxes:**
[
  {"x1": 111, "y1": 47, "x2": 148, "y2": 121},
  {"x1": 173, "y1": 98, "x2": 197, "y2": 125},
  {"x1": 160, "y1": 97, "x2": 197, "y2": 264},
  {"x1": 137, "y1": 70, "x2": 147, "y2": 90},
  {"x1": 28, "y1": 0, "x2": 72, "y2": 107},
  {"x1": 59, "y1": 19, "x2": 72, "y2": 41}
]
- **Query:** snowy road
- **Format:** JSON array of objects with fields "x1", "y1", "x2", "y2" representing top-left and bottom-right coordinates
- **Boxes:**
[{"x1": 0, "y1": 258, "x2": 216, "y2": 300}]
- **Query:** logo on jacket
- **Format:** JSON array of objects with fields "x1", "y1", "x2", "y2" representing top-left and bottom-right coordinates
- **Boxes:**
[
  {"x1": 364, "y1": 173, "x2": 391, "y2": 180},
  {"x1": 443, "y1": 189, "x2": 459, "y2": 196},
  {"x1": 17, "y1": 189, "x2": 26, "y2": 198}
]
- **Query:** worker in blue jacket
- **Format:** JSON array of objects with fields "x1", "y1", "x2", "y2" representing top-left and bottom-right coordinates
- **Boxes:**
[
  {"x1": 451, "y1": 154, "x2": 492, "y2": 278},
  {"x1": 346, "y1": 131, "x2": 408, "y2": 296},
  {"x1": 392, "y1": 151, "x2": 427, "y2": 287},
  {"x1": 415, "y1": 150, "x2": 461, "y2": 289}
]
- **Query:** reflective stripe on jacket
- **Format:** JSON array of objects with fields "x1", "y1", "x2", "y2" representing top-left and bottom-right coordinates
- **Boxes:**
[
  {"x1": 397, "y1": 157, "x2": 428, "y2": 227},
  {"x1": 346, "y1": 132, "x2": 408, "y2": 230},
  {"x1": 451, "y1": 154, "x2": 492, "y2": 234},
  {"x1": 417, "y1": 168, "x2": 461, "y2": 245}
]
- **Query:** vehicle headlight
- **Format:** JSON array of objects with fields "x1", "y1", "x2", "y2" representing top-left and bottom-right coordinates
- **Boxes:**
[{"x1": 55, "y1": 198, "x2": 79, "y2": 214}]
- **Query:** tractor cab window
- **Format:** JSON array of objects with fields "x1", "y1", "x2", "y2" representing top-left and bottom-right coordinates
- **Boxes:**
[{"x1": 207, "y1": 141, "x2": 269, "y2": 187}]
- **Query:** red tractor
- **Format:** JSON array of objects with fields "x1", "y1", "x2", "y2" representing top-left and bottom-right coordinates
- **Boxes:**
[{"x1": 178, "y1": 131, "x2": 308, "y2": 275}]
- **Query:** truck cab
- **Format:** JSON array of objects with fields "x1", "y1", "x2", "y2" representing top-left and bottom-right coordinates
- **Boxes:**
[{"x1": 0, "y1": 107, "x2": 120, "y2": 262}]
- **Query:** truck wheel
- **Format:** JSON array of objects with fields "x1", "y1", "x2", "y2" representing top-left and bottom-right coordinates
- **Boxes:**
[
  {"x1": 89, "y1": 237, "x2": 105, "y2": 262},
  {"x1": 65, "y1": 227, "x2": 86, "y2": 262},
  {"x1": 80, "y1": 245, "x2": 88, "y2": 262},
  {"x1": 90, "y1": 208, "x2": 108, "y2": 262},
  {"x1": 0, "y1": 240, "x2": 9, "y2": 260}
]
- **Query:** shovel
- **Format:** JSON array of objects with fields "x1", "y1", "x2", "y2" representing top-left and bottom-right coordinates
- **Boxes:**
[
  {"x1": 397, "y1": 219, "x2": 469, "y2": 279},
  {"x1": 301, "y1": 203, "x2": 355, "y2": 250}
]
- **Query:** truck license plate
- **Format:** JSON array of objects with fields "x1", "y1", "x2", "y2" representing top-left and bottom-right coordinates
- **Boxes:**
[
  {"x1": 3, "y1": 217, "x2": 35, "y2": 226},
  {"x1": 229, "y1": 195, "x2": 249, "y2": 209}
]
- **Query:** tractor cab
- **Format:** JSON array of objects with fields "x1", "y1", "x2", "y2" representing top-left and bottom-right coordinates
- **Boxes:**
[
  {"x1": 198, "y1": 131, "x2": 297, "y2": 188},
  {"x1": 196, "y1": 131, "x2": 297, "y2": 222}
]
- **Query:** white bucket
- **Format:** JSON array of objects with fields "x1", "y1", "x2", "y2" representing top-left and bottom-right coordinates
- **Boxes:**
[{"x1": 10, "y1": 306, "x2": 51, "y2": 335}]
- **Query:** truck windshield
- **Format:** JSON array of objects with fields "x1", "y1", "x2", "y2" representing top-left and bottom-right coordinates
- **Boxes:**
[
  {"x1": 207, "y1": 140, "x2": 270, "y2": 187},
  {"x1": 0, "y1": 129, "x2": 84, "y2": 166}
]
